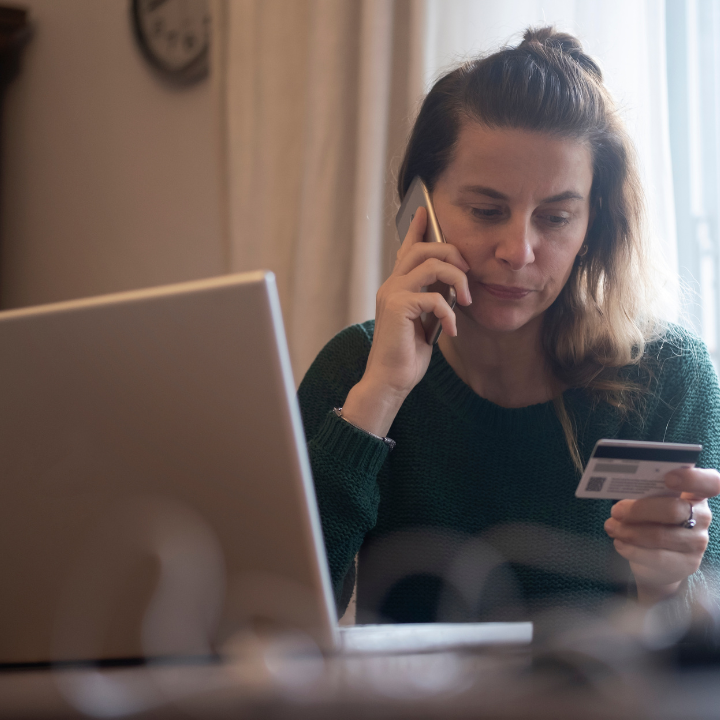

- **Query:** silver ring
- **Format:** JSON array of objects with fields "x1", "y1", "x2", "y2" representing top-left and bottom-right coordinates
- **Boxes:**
[{"x1": 682, "y1": 503, "x2": 697, "y2": 529}]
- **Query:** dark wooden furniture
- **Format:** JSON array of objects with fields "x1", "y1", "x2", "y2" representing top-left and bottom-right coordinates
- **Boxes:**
[
  {"x1": 0, "y1": 5, "x2": 29, "y2": 90},
  {"x1": 0, "y1": 5, "x2": 28, "y2": 299}
]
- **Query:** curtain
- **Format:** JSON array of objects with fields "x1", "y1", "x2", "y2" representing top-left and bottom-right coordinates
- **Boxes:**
[
  {"x1": 423, "y1": 0, "x2": 679, "y2": 318},
  {"x1": 667, "y1": 0, "x2": 720, "y2": 362},
  {"x1": 223, "y1": 0, "x2": 424, "y2": 383}
]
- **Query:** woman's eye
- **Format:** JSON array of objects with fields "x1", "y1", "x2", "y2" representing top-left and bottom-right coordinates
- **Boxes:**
[
  {"x1": 541, "y1": 213, "x2": 571, "y2": 227},
  {"x1": 470, "y1": 207, "x2": 504, "y2": 219}
]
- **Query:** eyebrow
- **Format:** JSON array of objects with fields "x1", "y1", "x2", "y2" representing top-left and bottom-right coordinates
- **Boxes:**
[{"x1": 459, "y1": 186, "x2": 584, "y2": 203}]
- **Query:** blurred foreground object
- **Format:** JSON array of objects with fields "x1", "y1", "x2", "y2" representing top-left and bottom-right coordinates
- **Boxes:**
[{"x1": 5, "y1": 603, "x2": 720, "y2": 720}]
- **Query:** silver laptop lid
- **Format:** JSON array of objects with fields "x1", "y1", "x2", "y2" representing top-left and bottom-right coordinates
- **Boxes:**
[{"x1": 0, "y1": 271, "x2": 338, "y2": 664}]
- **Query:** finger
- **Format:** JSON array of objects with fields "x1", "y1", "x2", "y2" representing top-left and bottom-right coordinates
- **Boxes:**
[
  {"x1": 395, "y1": 238, "x2": 470, "y2": 278},
  {"x1": 665, "y1": 467, "x2": 720, "y2": 500},
  {"x1": 612, "y1": 540, "x2": 701, "y2": 582},
  {"x1": 400, "y1": 258, "x2": 472, "y2": 306},
  {"x1": 611, "y1": 496, "x2": 711, "y2": 527},
  {"x1": 393, "y1": 290, "x2": 457, "y2": 338},
  {"x1": 604, "y1": 517, "x2": 708, "y2": 554}
]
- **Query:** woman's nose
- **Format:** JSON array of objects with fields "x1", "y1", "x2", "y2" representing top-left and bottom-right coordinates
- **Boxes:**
[{"x1": 494, "y1": 217, "x2": 535, "y2": 270}]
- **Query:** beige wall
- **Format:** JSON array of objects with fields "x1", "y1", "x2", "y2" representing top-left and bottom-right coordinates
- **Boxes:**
[{"x1": 0, "y1": 0, "x2": 227, "y2": 309}]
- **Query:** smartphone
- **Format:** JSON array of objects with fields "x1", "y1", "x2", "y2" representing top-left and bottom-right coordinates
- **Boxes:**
[
  {"x1": 395, "y1": 176, "x2": 457, "y2": 345},
  {"x1": 575, "y1": 439, "x2": 702, "y2": 500}
]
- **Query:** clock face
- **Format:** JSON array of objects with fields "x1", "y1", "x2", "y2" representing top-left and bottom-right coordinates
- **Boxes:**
[{"x1": 132, "y1": 0, "x2": 211, "y2": 83}]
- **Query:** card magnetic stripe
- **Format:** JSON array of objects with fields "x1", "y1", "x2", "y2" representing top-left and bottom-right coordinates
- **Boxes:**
[{"x1": 594, "y1": 446, "x2": 701, "y2": 463}]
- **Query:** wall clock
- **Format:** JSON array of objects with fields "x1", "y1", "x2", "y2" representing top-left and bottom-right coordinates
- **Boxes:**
[{"x1": 131, "y1": 0, "x2": 210, "y2": 84}]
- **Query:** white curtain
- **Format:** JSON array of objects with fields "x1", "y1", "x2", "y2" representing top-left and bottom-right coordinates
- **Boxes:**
[
  {"x1": 423, "y1": 0, "x2": 679, "y2": 317},
  {"x1": 666, "y1": 0, "x2": 720, "y2": 362},
  {"x1": 223, "y1": 0, "x2": 424, "y2": 383}
]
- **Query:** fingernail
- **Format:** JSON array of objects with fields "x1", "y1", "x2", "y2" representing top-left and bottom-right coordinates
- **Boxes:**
[
  {"x1": 665, "y1": 473, "x2": 682, "y2": 489},
  {"x1": 611, "y1": 504, "x2": 625, "y2": 519}
]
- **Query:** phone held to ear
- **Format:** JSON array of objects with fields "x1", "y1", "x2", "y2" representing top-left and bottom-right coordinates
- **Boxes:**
[{"x1": 395, "y1": 176, "x2": 457, "y2": 345}]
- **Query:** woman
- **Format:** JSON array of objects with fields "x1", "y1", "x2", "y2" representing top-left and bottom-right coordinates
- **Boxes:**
[{"x1": 298, "y1": 27, "x2": 720, "y2": 623}]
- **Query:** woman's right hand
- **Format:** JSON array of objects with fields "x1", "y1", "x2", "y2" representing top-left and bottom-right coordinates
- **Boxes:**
[{"x1": 340, "y1": 206, "x2": 472, "y2": 437}]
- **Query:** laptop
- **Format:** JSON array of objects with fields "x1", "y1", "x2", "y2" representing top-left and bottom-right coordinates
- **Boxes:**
[{"x1": 0, "y1": 271, "x2": 530, "y2": 665}]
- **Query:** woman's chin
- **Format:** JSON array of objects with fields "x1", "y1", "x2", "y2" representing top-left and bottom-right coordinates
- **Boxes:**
[{"x1": 458, "y1": 304, "x2": 542, "y2": 336}]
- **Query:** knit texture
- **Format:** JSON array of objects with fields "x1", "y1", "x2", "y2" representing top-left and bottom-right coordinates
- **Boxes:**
[{"x1": 298, "y1": 321, "x2": 720, "y2": 623}]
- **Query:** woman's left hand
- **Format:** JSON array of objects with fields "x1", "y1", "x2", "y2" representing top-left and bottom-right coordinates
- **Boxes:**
[{"x1": 604, "y1": 467, "x2": 720, "y2": 605}]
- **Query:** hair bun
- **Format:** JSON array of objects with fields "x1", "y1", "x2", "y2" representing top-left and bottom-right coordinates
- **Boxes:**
[{"x1": 520, "y1": 26, "x2": 603, "y2": 81}]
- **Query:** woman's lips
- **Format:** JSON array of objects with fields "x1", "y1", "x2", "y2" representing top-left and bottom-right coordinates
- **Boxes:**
[{"x1": 480, "y1": 283, "x2": 533, "y2": 299}]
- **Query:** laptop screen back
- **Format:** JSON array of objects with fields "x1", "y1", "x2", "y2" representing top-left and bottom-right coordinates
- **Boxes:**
[{"x1": 0, "y1": 271, "x2": 337, "y2": 664}]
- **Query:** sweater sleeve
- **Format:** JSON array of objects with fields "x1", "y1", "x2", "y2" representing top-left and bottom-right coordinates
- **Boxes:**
[
  {"x1": 647, "y1": 329, "x2": 720, "y2": 609},
  {"x1": 297, "y1": 322, "x2": 389, "y2": 613}
]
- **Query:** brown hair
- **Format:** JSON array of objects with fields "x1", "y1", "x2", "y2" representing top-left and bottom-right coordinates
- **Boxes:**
[{"x1": 398, "y1": 27, "x2": 658, "y2": 471}]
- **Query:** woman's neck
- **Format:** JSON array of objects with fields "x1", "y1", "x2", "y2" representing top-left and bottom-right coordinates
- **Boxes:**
[{"x1": 437, "y1": 311, "x2": 561, "y2": 408}]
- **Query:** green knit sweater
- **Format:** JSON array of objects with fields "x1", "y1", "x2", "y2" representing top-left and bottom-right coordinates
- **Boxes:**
[{"x1": 298, "y1": 321, "x2": 720, "y2": 623}]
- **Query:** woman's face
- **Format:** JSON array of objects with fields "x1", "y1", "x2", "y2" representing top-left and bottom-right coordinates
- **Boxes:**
[{"x1": 432, "y1": 123, "x2": 593, "y2": 336}]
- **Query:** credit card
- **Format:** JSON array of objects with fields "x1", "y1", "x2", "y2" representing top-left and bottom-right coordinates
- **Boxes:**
[{"x1": 575, "y1": 439, "x2": 702, "y2": 500}]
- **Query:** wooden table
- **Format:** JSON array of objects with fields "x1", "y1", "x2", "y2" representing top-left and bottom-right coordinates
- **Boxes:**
[{"x1": 1, "y1": 640, "x2": 719, "y2": 720}]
